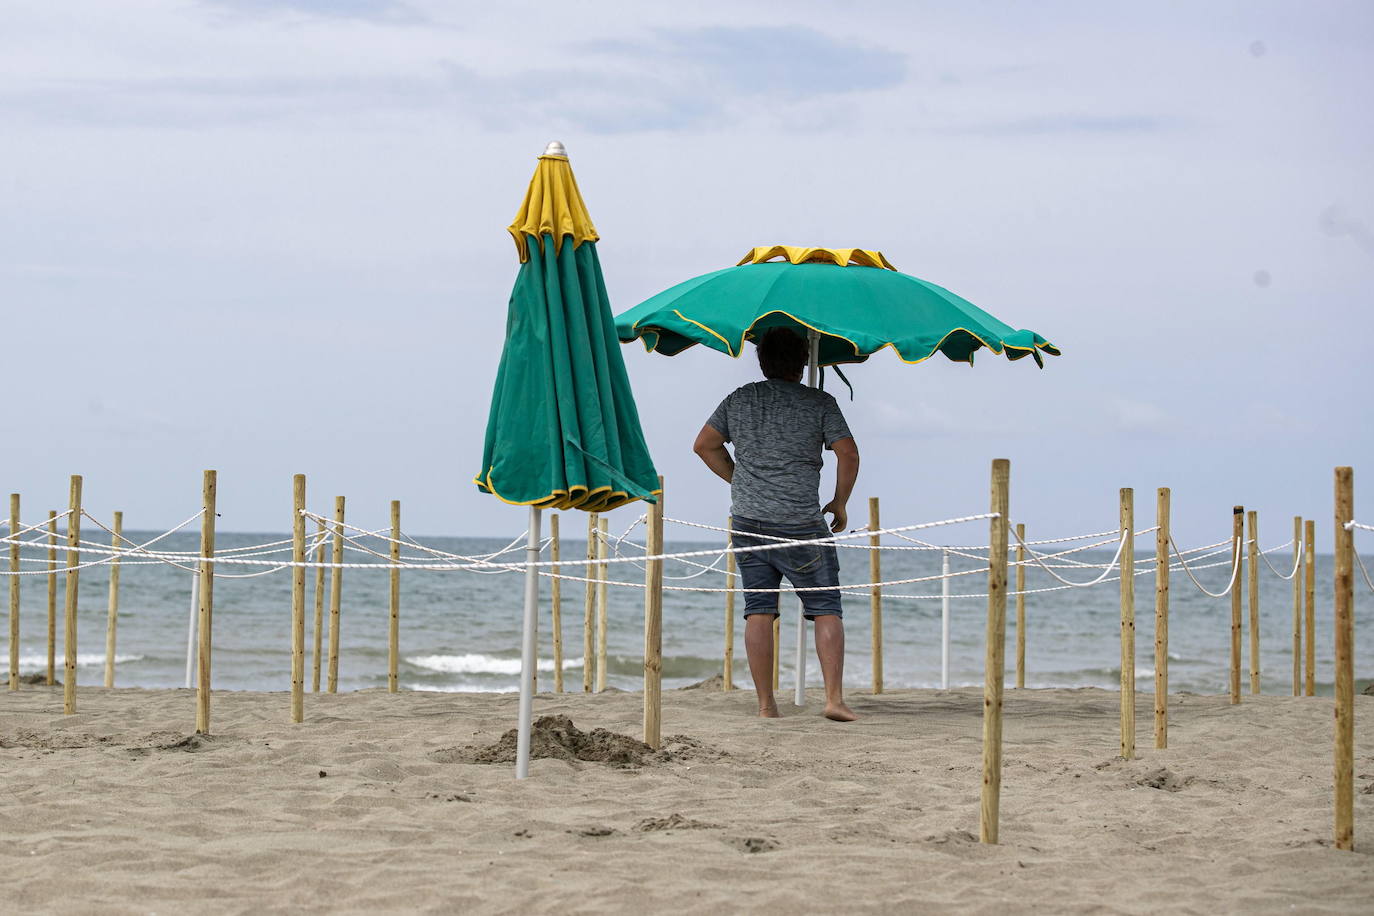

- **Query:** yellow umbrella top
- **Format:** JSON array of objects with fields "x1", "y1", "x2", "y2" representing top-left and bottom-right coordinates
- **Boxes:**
[
  {"x1": 737, "y1": 245, "x2": 898, "y2": 271},
  {"x1": 506, "y1": 141, "x2": 600, "y2": 263}
]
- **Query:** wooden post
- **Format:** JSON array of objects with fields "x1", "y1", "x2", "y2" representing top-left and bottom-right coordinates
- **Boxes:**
[
  {"x1": 1015, "y1": 523, "x2": 1026, "y2": 689},
  {"x1": 1230, "y1": 506, "x2": 1244, "y2": 705},
  {"x1": 46, "y1": 511, "x2": 56, "y2": 686},
  {"x1": 7, "y1": 494, "x2": 18, "y2": 692},
  {"x1": 1248, "y1": 510, "x2": 1261, "y2": 694},
  {"x1": 980, "y1": 459, "x2": 1010, "y2": 845},
  {"x1": 312, "y1": 517, "x2": 326, "y2": 693},
  {"x1": 596, "y1": 517, "x2": 609, "y2": 692},
  {"x1": 583, "y1": 512, "x2": 596, "y2": 692},
  {"x1": 1332, "y1": 466, "x2": 1354, "y2": 851},
  {"x1": 7, "y1": 494, "x2": 18, "y2": 691},
  {"x1": 724, "y1": 519, "x2": 735, "y2": 691},
  {"x1": 327, "y1": 496, "x2": 344, "y2": 694},
  {"x1": 1155, "y1": 488, "x2": 1170, "y2": 749},
  {"x1": 1119, "y1": 488, "x2": 1135, "y2": 759},
  {"x1": 103, "y1": 511, "x2": 123, "y2": 688},
  {"x1": 644, "y1": 477, "x2": 665, "y2": 748},
  {"x1": 1304, "y1": 519, "x2": 1316, "y2": 696},
  {"x1": 195, "y1": 470, "x2": 216, "y2": 734},
  {"x1": 550, "y1": 512, "x2": 563, "y2": 694},
  {"x1": 869, "y1": 497, "x2": 884, "y2": 694},
  {"x1": 1292, "y1": 516, "x2": 1302, "y2": 697},
  {"x1": 62, "y1": 476, "x2": 82, "y2": 716},
  {"x1": 290, "y1": 475, "x2": 306, "y2": 723},
  {"x1": 389, "y1": 500, "x2": 400, "y2": 694}
]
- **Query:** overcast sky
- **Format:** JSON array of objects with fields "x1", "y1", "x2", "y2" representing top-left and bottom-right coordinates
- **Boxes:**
[{"x1": 3, "y1": 0, "x2": 1371, "y2": 550}]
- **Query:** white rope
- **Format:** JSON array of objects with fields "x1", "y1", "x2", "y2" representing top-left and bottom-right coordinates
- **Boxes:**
[
  {"x1": 1011, "y1": 528, "x2": 1127, "y2": 588},
  {"x1": 1345, "y1": 520, "x2": 1373, "y2": 532},
  {"x1": 1255, "y1": 538, "x2": 1303, "y2": 580},
  {"x1": 1354, "y1": 548, "x2": 1374, "y2": 594},
  {"x1": 1171, "y1": 536, "x2": 1242, "y2": 598}
]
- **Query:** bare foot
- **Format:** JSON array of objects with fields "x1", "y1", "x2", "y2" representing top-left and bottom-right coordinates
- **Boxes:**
[
  {"x1": 758, "y1": 701, "x2": 781, "y2": 718},
  {"x1": 824, "y1": 702, "x2": 858, "y2": 722}
]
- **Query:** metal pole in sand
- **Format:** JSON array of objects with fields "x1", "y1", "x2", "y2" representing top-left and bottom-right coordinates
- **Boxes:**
[
  {"x1": 724, "y1": 519, "x2": 735, "y2": 691},
  {"x1": 1292, "y1": 516, "x2": 1302, "y2": 697},
  {"x1": 1332, "y1": 466, "x2": 1354, "y2": 851},
  {"x1": 596, "y1": 517, "x2": 609, "y2": 691},
  {"x1": 8, "y1": 494, "x2": 18, "y2": 691},
  {"x1": 290, "y1": 474, "x2": 306, "y2": 723},
  {"x1": 550, "y1": 512, "x2": 562, "y2": 694},
  {"x1": 1015, "y1": 523, "x2": 1026, "y2": 689},
  {"x1": 1230, "y1": 506, "x2": 1243, "y2": 704},
  {"x1": 46, "y1": 511, "x2": 56, "y2": 685},
  {"x1": 195, "y1": 470, "x2": 217, "y2": 734},
  {"x1": 1119, "y1": 488, "x2": 1135, "y2": 759},
  {"x1": 62, "y1": 476, "x2": 82, "y2": 715},
  {"x1": 772, "y1": 614, "x2": 781, "y2": 692},
  {"x1": 327, "y1": 496, "x2": 344, "y2": 694},
  {"x1": 644, "y1": 476, "x2": 665, "y2": 748},
  {"x1": 980, "y1": 458, "x2": 1010, "y2": 845},
  {"x1": 184, "y1": 572, "x2": 199, "y2": 688},
  {"x1": 583, "y1": 512, "x2": 596, "y2": 692},
  {"x1": 103, "y1": 511, "x2": 122, "y2": 688},
  {"x1": 515, "y1": 506, "x2": 542, "y2": 779},
  {"x1": 794, "y1": 329, "x2": 820, "y2": 707},
  {"x1": 941, "y1": 549, "x2": 951, "y2": 689},
  {"x1": 870, "y1": 497, "x2": 884, "y2": 694},
  {"x1": 1155, "y1": 488, "x2": 1170, "y2": 749},
  {"x1": 1304, "y1": 519, "x2": 1316, "y2": 696},
  {"x1": 1248, "y1": 510, "x2": 1261, "y2": 694},
  {"x1": 389, "y1": 500, "x2": 400, "y2": 694},
  {"x1": 312, "y1": 517, "x2": 325, "y2": 693}
]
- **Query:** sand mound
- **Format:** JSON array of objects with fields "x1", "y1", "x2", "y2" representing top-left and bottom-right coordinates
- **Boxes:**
[
  {"x1": 455, "y1": 715, "x2": 657, "y2": 766},
  {"x1": 679, "y1": 674, "x2": 724, "y2": 691}
]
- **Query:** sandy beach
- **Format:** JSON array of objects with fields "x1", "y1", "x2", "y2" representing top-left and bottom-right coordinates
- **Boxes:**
[{"x1": 2, "y1": 682, "x2": 1371, "y2": 914}]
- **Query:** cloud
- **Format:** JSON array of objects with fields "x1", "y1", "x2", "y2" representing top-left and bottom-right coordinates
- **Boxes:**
[
  {"x1": 961, "y1": 114, "x2": 1172, "y2": 137},
  {"x1": 198, "y1": 0, "x2": 430, "y2": 25},
  {"x1": 1319, "y1": 204, "x2": 1374, "y2": 256}
]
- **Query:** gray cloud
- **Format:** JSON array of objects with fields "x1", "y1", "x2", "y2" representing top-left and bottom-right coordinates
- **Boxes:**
[
  {"x1": 961, "y1": 114, "x2": 1173, "y2": 136},
  {"x1": 198, "y1": 0, "x2": 430, "y2": 24}
]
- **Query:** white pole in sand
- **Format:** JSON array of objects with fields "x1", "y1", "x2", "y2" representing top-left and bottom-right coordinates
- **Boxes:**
[
  {"x1": 515, "y1": 506, "x2": 542, "y2": 780},
  {"x1": 795, "y1": 329, "x2": 821, "y2": 707},
  {"x1": 941, "y1": 550, "x2": 951, "y2": 689},
  {"x1": 184, "y1": 571, "x2": 200, "y2": 689}
]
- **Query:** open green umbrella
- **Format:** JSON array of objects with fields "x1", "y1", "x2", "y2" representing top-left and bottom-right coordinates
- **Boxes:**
[
  {"x1": 615, "y1": 245, "x2": 1060, "y2": 369},
  {"x1": 476, "y1": 141, "x2": 659, "y2": 778},
  {"x1": 614, "y1": 244, "x2": 1058, "y2": 707}
]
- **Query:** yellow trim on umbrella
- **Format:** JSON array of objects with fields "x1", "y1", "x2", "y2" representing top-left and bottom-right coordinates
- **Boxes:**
[
  {"x1": 475, "y1": 468, "x2": 660, "y2": 513},
  {"x1": 737, "y1": 246, "x2": 897, "y2": 271},
  {"x1": 637, "y1": 308, "x2": 1059, "y2": 367},
  {"x1": 507, "y1": 153, "x2": 600, "y2": 263}
]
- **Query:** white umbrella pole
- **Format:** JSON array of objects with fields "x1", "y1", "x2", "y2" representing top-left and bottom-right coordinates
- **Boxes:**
[
  {"x1": 515, "y1": 506, "x2": 542, "y2": 779},
  {"x1": 941, "y1": 550, "x2": 951, "y2": 689},
  {"x1": 184, "y1": 571, "x2": 200, "y2": 689},
  {"x1": 795, "y1": 330, "x2": 821, "y2": 707}
]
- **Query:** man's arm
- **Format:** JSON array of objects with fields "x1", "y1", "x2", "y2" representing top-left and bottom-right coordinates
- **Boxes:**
[
  {"x1": 693, "y1": 424, "x2": 734, "y2": 484},
  {"x1": 822, "y1": 436, "x2": 859, "y2": 532}
]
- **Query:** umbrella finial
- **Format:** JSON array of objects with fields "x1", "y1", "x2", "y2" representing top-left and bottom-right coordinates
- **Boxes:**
[{"x1": 542, "y1": 140, "x2": 567, "y2": 158}]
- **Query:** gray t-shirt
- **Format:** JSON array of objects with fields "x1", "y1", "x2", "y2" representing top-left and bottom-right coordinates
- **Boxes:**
[{"x1": 706, "y1": 380, "x2": 853, "y2": 524}]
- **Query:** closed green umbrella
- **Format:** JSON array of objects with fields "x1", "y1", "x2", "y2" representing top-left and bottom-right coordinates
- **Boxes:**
[
  {"x1": 616, "y1": 245, "x2": 1060, "y2": 368},
  {"x1": 477, "y1": 141, "x2": 659, "y2": 778}
]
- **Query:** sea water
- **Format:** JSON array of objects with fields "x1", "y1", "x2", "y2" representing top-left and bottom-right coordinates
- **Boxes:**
[{"x1": 0, "y1": 528, "x2": 1362, "y2": 697}]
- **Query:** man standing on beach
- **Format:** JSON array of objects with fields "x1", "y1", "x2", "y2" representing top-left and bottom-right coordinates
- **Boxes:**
[{"x1": 692, "y1": 327, "x2": 859, "y2": 721}]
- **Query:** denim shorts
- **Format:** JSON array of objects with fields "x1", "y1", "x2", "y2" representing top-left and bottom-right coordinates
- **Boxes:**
[{"x1": 731, "y1": 516, "x2": 842, "y2": 619}]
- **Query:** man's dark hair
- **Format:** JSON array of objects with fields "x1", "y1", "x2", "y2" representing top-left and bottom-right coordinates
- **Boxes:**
[{"x1": 755, "y1": 326, "x2": 808, "y2": 380}]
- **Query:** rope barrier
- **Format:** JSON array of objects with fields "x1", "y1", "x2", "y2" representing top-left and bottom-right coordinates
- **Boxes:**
[
  {"x1": 1254, "y1": 538, "x2": 1303, "y2": 580},
  {"x1": 1170, "y1": 536, "x2": 1243, "y2": 598}
]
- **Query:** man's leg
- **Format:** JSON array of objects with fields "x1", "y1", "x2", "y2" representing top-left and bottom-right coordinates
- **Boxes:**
[
  {"x1": 813, "y1": 615, "x2": 857, "y2": 721},
  {"x1": 744, "y1": 613, "x2": 780, "y2": 717}
]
